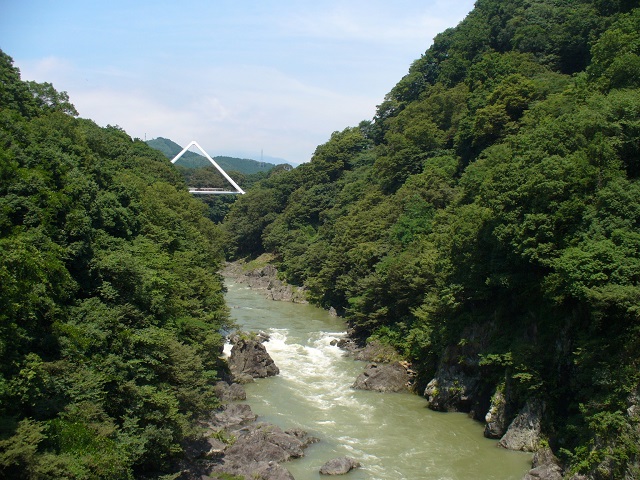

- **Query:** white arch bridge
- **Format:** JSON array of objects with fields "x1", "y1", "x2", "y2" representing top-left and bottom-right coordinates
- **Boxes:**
[{"x1": 171, "y1": 140, "x2": 245, "y2": 195}]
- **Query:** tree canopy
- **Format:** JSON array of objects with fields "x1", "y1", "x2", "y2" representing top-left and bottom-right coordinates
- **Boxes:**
[
  {"x1": 223, "y1": 2, "x2": 640, "y2": 477},
  {"x1": 0, "y1": 50, "x2": 231, "y2": 479}
]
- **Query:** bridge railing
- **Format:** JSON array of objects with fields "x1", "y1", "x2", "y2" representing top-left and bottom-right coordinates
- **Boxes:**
[{"x1": 187, "y1": 187, "x2": 242, "y2": 194}]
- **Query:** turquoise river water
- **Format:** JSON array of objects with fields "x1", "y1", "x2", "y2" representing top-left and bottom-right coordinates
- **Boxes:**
[{"x1": 224, "y1": 279, "x2": 532, "y2": 480}]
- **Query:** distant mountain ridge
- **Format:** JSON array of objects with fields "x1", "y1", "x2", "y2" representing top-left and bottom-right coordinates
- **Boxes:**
[{"x1": 146, "y1": 137, "x2": 277, "y2": 175}]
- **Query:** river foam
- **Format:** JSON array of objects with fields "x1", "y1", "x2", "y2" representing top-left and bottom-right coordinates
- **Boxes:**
[{"x1": 224, "y1": 280, "x2": 532, "y2": 480}]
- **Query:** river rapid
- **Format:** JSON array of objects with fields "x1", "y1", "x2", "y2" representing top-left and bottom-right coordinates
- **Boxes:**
[{"x1": 224, "y1": 279, "x2": 532, "y2": 480}]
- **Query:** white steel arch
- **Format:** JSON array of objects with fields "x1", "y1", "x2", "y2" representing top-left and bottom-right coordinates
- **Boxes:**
[{"x1": 171, "y1": 141, "x2": 245, "y2": 195}]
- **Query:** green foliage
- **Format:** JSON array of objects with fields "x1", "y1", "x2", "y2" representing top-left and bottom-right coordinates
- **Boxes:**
[
  {"x1": 147, "y1": 137, "x2": 277, "y2": 174},
  {"x1": 588, "y1": 8, "x2": 640, "y2": 91},
  {"x1": 0, "y1": 50, "x2": 230, "y2": 478},
  {"x1": 222, "y1": 1, "x2": 640, "y2": 475}
]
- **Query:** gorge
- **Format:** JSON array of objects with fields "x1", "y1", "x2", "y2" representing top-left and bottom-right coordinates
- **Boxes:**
[{"x1": 222, "y1": 276, "x2": 532, "y2": 479}]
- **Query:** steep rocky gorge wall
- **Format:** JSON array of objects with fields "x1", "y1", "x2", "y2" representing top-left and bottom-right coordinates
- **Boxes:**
[{"x1": 221, "y1": 260, "x2": 582, "y2": 480}]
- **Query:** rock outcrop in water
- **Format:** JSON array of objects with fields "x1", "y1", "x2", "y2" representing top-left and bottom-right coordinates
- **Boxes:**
[
  {"x1": 210, "y1": 421, "x2": 317, "y2": 479},
  {"x1": 352, "y1": 362, "x2": 412, "y2": 393},
  {"x1": 228, "y1": 333, "x2": 280, "y2": 383},
  {"x1": 340, "y1": 339, "x2": 415, "y2": 393},
  {"x1": 423, "y1": 323, "x2": 492, "y2": 418},
  {"x1": 484, "y1": 386, "x2": 508, "y2": 439},
  {"x1": 319, "y1": 457, "x2": 361, "y2": 475},
  {"x1": 522, "y1": 447, "x2": 563, "y2": 480},
  {"x1": 184, "y1": 403, "x2": 319, "y2": 480}
]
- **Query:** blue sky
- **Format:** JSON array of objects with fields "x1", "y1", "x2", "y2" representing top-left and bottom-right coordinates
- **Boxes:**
[{"x1": 0, "y1": 0, "x2": 475, "y2": 164}]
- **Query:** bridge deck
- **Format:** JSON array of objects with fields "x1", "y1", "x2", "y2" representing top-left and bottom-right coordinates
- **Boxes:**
[{"x1": 188, "y1": 188, "x2": 242, "y2": 194}]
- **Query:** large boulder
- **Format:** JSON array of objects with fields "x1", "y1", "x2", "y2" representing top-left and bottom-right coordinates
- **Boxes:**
[
  {"x1": 210, "y1": 403, "x2": 257, "y2": 430},
  {"x1": 223, "y1": 423, "x2": 307, "y2": 464},
  {"x1": 205, "y1": 411, "x2": 318, "y2": 480},
  {"x1": 213, "y1": 381, "x2": 247, "y2": 402},
  {"x1": 424, "y1": 368, "x2": 481, "y2": 413},
  {"x1": 210, "y1": 423, "x2": 317, "y2": 479},
  {"x1": 522, "y1": 447, "x2": 563, "y2": 480},
  {"x1": 228, "y1": 335, "x2": 280, "y2": 381},
  {"x1": 498, "y1": 399, "x2": 544, "y2": 452},
  {"x1": 352, "y1": 362, "x2": 411, "y2": 393},
  {"x1": 319, "y1": 457, "x2": 361, "y2": 475}
]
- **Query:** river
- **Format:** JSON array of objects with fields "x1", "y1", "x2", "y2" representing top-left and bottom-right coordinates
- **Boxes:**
[{"x1": 224, "y1": 279, "x2": 532, "y2": 480}]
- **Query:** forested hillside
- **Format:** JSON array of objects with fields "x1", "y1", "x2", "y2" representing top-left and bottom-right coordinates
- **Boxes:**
[
  {"x1": 223, "y1": 1, "x2": 640, "y2": 477},
  {"x1": 0, "y1": 51, "x2": 231, "y2": 478},
  {"x1": 146, "y1": 137, "x2": 277, "y2": 174}
]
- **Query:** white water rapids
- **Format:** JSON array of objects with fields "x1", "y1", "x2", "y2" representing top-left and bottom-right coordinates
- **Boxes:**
[{"x1": 224, "y1": 280, "x2": 531, "y2": 480}]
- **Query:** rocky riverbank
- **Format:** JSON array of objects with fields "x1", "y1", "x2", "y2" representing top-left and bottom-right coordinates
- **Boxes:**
[
  {"x1": 221, "y1": 260, "x2": 556, "y2": 479},
  {"x1": 177, "y1": 334, "x2": 316, "y2": 479},
  {"x1": 223, "y1": 259, "x2": 308, "y2": 303},
  {"x1": 178, "y1": 333, "x2": 363, "y2": 479}
]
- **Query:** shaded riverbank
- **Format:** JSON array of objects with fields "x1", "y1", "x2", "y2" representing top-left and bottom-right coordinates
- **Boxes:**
[{"x1": 223, "y1": 277, "x2": 532, "y2": 479}]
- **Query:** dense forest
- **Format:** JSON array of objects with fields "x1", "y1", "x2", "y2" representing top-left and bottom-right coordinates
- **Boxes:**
[
  {"x1": 146, "y1": 137, "x2": 293, "y2": 224},
  {"x1": 222, "y1": 0, "x2": 640, "y2": 478},
  {"x1": 145, "y1": 137, "x2": 278, "y2": 175},
  {"x1": 0, "y1": 50, "x2": 232, "y2": 478},
  {"x1": 3, "y1": 0, "x2": 640, "y2": 477}
]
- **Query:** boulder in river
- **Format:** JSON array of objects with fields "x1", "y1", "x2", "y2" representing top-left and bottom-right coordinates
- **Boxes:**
[
  {"x1": 319, "y1": 457, "x2": 361, "y2": 475},
  {"x1": 209, "y1": 403, "x2": 257, "y2": 430},
  {"x1": 228, "y1": 334, "x2": 280, "y2": 381},
  {"x1": 210, "y1": 423, "x2": 317, "y2": 480},
  {"x1": 352, "y1": 362, "x2": 412, "y2": 392},
  {"x1": 202, "y1": 403, "x2": 319, "y2": 480},
  {"x1": 223, "y1": 423, "x2": 308, "y2": 464}
]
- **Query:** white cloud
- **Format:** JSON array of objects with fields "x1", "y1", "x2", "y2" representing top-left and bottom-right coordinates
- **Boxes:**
[
  {"x1": 30, "y1": 62, "x2": 374, "y2": 163},
  {"x1": 11, "y1": 0, "x2": 476, "y2": 164}
]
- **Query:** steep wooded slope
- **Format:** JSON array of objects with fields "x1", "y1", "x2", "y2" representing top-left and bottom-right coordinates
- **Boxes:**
[
  {"x1": 146, "y1": 136, "x2": 277, "y2": 174},
  {"x1": 0, "y1": 51, "x2": 230, "y2": 479},
  {"x1": 223, "y1": 1, "x2": 640, "y2": 477}
]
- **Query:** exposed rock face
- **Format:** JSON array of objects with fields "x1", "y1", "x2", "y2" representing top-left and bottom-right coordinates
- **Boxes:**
[
  {"x1": 200, "y1": 404, "x2": 318, "y2": 480},
  {"x1": 319, "y1": 457, "x2": 361, "y2": 475},
  {"x1": 522, "y1": 447, "x2": 563, "y2": 480},
  {"x1": 498, "y1": 399, "x2": 543, "y2": 452},
  {"x1": 484, "y1": 386, "x2": 508, "y2": 439},
  {"x1": 210, "y1": 403, "x2": 257, "y2": 430},
  {"x1": 210, "y1": 423, "x2": 317, "y2": 479},
  {"x1": 222, "y1": 423, "x2": 308, "y2": 464},
  {"x1": 424, "y1": 368, "x2": 482, "y2": 413},
  {"x1": 424, "y1": 323, "x2": 494, "y2": 419},
  {"x1": 213, "y1": 381, "x2": 247, "y2": 402},
  {"x1": 228, "y1": 336, "x2": 280, "y2": 381},
  {"x1": 352, "y1": 362, "x2": 412, "y2": 393}
]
